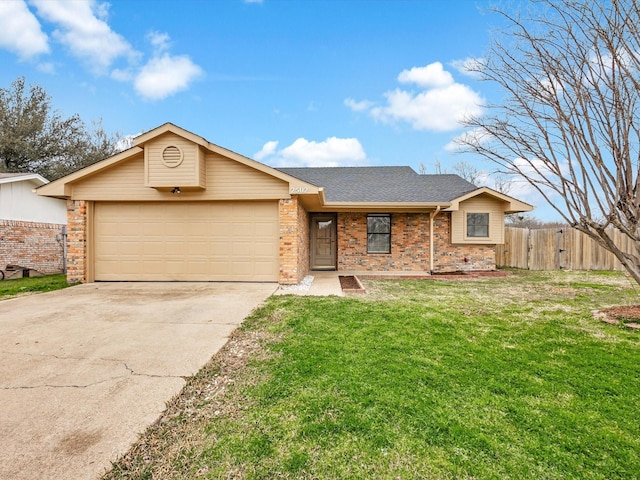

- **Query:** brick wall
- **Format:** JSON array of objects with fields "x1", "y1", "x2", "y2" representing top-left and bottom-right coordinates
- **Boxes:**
[
  {"x1": 279, "y1": 197, "x2": 309, "y2": 284},
  {"x1": 66, "y1": 200, "x2": 88, "y2": 284},
  {"x1": 432, "y1": 212, "x2": 496, "y2": 272},
  {"x1": 0, "y1": 220, "x2": 65, "y2": 274},
  {"x1": 336, "y1": 211, "x2": 496, "y2": 273},
  {"x1": 337, "y1": 212, "x2": 431, "y2": 271}
]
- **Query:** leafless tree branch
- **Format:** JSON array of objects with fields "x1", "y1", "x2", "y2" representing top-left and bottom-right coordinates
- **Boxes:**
[{"x1": 459, "y1": 0, "x2": 640, "y2": 283}]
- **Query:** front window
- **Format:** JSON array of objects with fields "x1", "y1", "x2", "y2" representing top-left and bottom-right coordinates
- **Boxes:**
[
  {"x1": 467, "y1": 213, "x2": 489, "y2": 237},
  {"x1": 367, "y1": 214, "x2": 391, "y2": 253}
]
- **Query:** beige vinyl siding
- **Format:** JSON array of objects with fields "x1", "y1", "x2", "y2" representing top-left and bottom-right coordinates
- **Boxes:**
[
  {"x1": 205, "y1": 154, "x2": 288, "y2": 198},
  {"x1": 450, "y1": 194, "x2": 506, "y2": 244},
  {"x1": 94, "y1": 201, "x2": 279, "y2": 281},
  {"x1": 144, "y1": 132, "x2": 205, "y2": 188},
  {"x1": 71, "y1": 154, "x2": 289, "y2": 201}
]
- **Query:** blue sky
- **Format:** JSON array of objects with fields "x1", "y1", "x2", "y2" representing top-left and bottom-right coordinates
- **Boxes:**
[{"x1": 0, "y1": 0, "x2": 558, "y2": 220}]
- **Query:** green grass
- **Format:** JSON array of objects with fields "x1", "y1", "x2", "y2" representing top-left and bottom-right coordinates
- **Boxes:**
[
  {"x1": 105, "y1": 270, "x2": 640, "y2": 479},
  {"x1": 0, "y1": 274, "x2": 70, "y2": 300}
]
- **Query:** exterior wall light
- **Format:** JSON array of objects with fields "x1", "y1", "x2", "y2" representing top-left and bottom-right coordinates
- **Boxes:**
[{"x1": 171, "y1": 187, "x2": 181, "y2": 194}]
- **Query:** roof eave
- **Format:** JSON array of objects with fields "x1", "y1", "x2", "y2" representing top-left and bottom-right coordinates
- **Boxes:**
[
  {"x1": 0, "y1": 173, "x2": 49, "y2": 186},
  {"x1": 444, "y1": 187, "x2": 535, "y2": 213},
  {"x1": 320, "y1": 201, "x2": 450, "y2": 212}
]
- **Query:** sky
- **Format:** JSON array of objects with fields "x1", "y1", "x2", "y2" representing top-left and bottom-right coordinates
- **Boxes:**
[{"x1": 0, "y1": 0, "x2": 560, "y2": 220}]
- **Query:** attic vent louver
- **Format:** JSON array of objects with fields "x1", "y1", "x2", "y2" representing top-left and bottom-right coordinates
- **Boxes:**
[{"x1": 162, "y1": 145, "x2": 183, "y2": 168}]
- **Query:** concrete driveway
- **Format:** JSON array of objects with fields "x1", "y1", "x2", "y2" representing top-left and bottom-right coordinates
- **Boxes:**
[{"x1": 0, "y1": 281, "x2": 276, "y2": 480}]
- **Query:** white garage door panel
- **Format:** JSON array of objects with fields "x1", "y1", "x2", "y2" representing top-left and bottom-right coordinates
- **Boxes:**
[{"x1": 95, "y1": 202, "x2": 279, "y2": 281}]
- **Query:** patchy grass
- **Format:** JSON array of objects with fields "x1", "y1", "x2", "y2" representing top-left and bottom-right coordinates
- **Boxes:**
[
  {"x1": 104, "y1": 270, "x2": 640, "y2": 480},
  {"x1": 0, "y1": 274, "x2": 70, "y2": 300}
]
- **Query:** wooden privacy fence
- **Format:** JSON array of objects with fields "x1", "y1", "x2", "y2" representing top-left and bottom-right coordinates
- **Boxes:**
[{"x1": 496, "y1": 227, "x2": 637, "y2": 271}]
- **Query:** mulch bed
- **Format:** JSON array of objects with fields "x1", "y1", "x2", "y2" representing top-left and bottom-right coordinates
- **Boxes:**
[
  {"x1": 339, "y1": 275, "x2": 366, "y2": 293},
  {"x1": 594, "y1": 305, "x2": 640, "y2": 329}
]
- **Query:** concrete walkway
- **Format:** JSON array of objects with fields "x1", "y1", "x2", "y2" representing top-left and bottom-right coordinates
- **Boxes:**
[
  {"x1": 0, "y1": 282, "x2": 277, "y2": 480},
  {"x1": 274, "y1": 271, "x2": 344, "y2": 296}
]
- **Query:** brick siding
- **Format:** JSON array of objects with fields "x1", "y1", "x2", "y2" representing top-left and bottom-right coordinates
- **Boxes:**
[
  {"x1": 335, "y1": 211, "x2": 496, "y2": 273},
  {"x1": 337, "y1": 212, "x2": 431, "y2": 271},
  {"x1": 432, "y1": 213, "x2": 496, "y2": 272},
  {"x1": 66, "y1": 200, "x2": 88, "y2": 284},
  {"x1": 0, "y1": 220, "x2": 65, "y2": 274},
  {"x1": 279, "y1": 197, "x2": 309, "y2": 284}
]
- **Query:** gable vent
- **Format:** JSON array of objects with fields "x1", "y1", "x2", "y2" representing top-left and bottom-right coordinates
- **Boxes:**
[{"x1": 162, "y1": 145, "x2": 183, "y2": 168}]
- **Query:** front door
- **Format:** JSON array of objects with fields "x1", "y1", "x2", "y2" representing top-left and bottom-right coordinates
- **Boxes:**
[{"x1": 311, "y1": 215, "x2": 337, "y2": 270}]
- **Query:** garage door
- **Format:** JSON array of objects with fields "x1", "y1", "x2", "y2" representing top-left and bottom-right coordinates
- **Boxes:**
[{"x1": 94, "y1": 201, "x2": 279, "y2": 281}]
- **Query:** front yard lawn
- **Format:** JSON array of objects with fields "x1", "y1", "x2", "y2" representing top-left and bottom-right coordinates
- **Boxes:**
[
  {"x1": 105, "y1": 270, "x2": 640, "y2": 479},
  {"x1": 0, "y1": 274, "x2": 69, "y2": 300}
]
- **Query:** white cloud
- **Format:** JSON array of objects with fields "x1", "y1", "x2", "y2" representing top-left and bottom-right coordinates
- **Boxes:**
[
  {"x1": 255, "y1": 137, "x2": 367, "y2": 167},
  {"x1": 31, "y1": 0, "x2": 134, "y2": 73},
  {"x1": 0, "y1": 0, "x2": 49, "y2": 59},
  {"x1": 0, "y1": 2, "x2": 203, "y2": 101},
  {"x1": 397, "y1": 62, "x2": 453, "y2": 88},
  {"x1": 116, "y1": 133, "x2": 140, "y2": 152},
  {"x1": 147, "y1": 31, "x2": 171, "y2": 52},
  {"x1": 347, "y1": 62, "x2": 484, "y2": 132},
  {"x1": 134, "y1": 53, "x2": 203, "y2": 100},
  {"x1": 444, "y1": 127, "x2": 490, "y2": 152},
  {"x1": 450, "y1": 57, "x2": 485, "y2": 79},
  {"x1": 254, "y1": 140, "x2": 279, "y2": 161},
  {"x1": 344, "y1": 97, "x2": 374, "y2": 112},
  {"x1": 371, "y1": 83, "x2": 484, "y2": 132}
]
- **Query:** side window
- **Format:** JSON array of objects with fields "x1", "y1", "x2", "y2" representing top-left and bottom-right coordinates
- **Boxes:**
[
  {"x1": 367, "y1": 214, "x2": 391, "y2": 253},
  {"x1": 467, "y1": 213, "x2": 489, "y2": 237}
]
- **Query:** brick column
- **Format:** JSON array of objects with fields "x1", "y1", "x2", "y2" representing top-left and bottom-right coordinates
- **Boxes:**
[
  {"x1": 66, "y1": 200, "x2": 87, "y2": 284},
  {"x1": 279, "y1": 197, "x2": 308, "y2": 285}
]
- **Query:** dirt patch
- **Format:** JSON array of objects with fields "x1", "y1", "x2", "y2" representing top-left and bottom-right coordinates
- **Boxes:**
[
  {"x1": 339, "y1": 275, "x2": 366, "y2": 293},
  {"x1": 55, "y1": 430, "x2": 102, "y2": 455},
  {"x1": 594, "y1": 305, "x2": 640, "y2": 329},
  {"x1": 430, "y1": 270, "x2": 509, "y2": 279}
]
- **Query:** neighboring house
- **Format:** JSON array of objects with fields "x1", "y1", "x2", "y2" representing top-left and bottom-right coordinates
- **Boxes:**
[
  {"x1": 0, "y1": 172, "x2": 67, "y2": 274},
  {"x1": 37, "y1": 123, "x2": 533, "y2": 285}
]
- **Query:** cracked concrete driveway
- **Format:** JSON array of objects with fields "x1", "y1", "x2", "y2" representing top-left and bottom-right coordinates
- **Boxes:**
[{"x1": 0, "y1": 281, "x2": 276, "y2": 480}]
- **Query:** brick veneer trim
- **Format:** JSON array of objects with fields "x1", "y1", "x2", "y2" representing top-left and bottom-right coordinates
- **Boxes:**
[
  {"x1": 278, "y1": 197, "x2": 309, "y2": 284},
  {"x1": 66, "y1": 200, "x2": 88, "y2": 284}
]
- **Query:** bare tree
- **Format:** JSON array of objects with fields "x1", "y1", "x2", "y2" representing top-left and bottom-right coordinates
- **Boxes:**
[
  {"x1": 505, "y1": 213, "x2": 567, "y2": 230},
  {"x1": 459, "y1": 0, "x2": 640, "y2": 284},
  {"x1": 427, "y1": 158, "x2": 515, "y2": 192},
  {"x1": 0, "y1": 77, "x2": 122, "y2": 180},
  {"x1": 429, "y1": 158, "x2": 483, "y2": 183}
]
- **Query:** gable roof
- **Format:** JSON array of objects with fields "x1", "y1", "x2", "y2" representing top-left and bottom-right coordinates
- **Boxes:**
[
  {"x1": 277, "y1": 167, "x2": 478, "y2": 203},
  {"x1": 37, "y1": 123, "x2": 319, "y2": 198},
  {"x1": 34, "y1": 122, "x2": 533, "y2": 214}
]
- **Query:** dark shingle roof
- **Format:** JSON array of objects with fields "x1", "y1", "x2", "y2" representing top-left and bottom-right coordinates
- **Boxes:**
[{"x1": 277, "y1": 166, "x2": 478, "y2": 203}]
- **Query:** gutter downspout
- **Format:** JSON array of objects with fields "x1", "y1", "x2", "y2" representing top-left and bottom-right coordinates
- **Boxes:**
[{"x1": 429, "y1": 206, "x2": 441, "y2": 274}]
